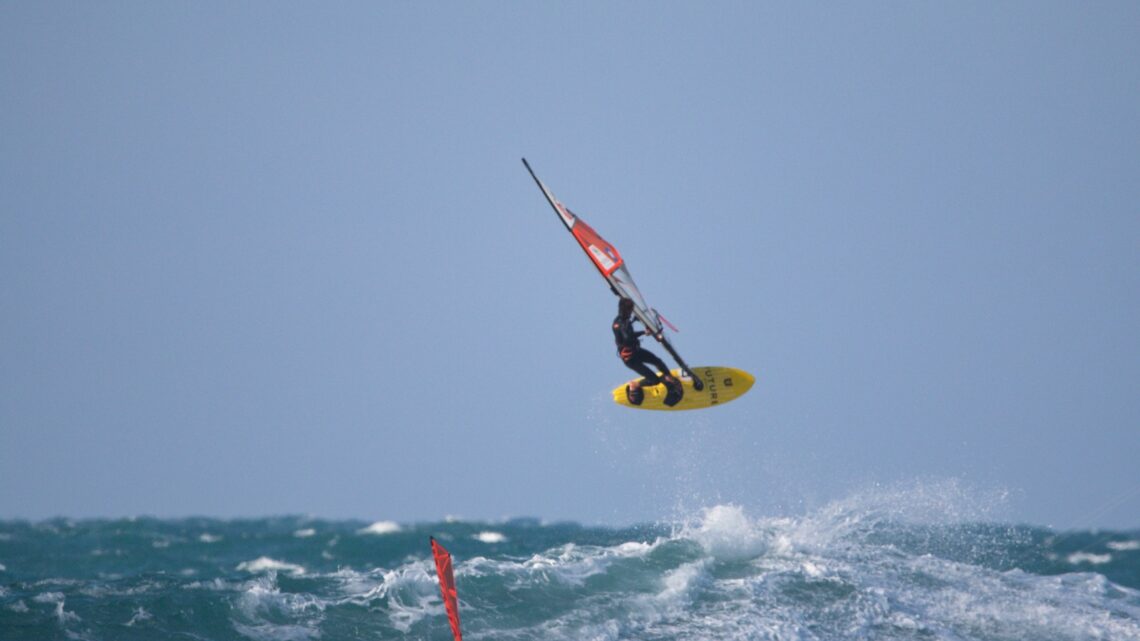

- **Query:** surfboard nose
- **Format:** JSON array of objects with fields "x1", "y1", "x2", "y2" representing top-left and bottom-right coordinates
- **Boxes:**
[{"x1": 735, "y1": 370, "x2": 756, "y2": 393}]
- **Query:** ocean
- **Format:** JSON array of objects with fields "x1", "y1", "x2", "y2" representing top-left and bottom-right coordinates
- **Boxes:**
[{"x1": 3, "y1": 495, "x2": 1139, "y2": 641}]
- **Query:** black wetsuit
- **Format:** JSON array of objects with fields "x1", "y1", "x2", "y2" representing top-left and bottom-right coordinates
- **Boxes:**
[{"x1": 613, "y1": 314, "x2": 673, "y2": 386}]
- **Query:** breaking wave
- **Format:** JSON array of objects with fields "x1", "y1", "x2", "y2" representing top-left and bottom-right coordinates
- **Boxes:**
[{"x1": 1, "y1": 484, "x2": 1138, "y2": 640}]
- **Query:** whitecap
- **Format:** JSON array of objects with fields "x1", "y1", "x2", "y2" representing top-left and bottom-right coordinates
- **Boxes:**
[
  {"x1": 237, "y1": 557, "x2": 306, "y2": 575},
  {"x1": 657, "y1": 559, "x2": 708, "y2": 606},
  {"x1": 506, "y1": 539, "x2": 659, "y2": 588},
  {"x1": 801, "y1": 560, "x2": 826, "y2": 578},
  {"x1": 34, "y1": 578, "x2": 82, "y2": 588},
  {"x1": 34, "y1": 592, "x2": 81, "y2": 625},
  {"x1": 684, "y1": 504, "x2": 768, "y2": 560},
  {"x1": 1067, "y1": 552, "x2": 1112, "y2": 565},
  {"x1": 614, "y1": 541, "x2": 655, "y2": 556},
  {"x1": 7, "y1": 600, "x2": 29, "y2": 613},
  {"x1": 358, "y1": 521, "x2": 401, "y2": 535},
  {"x1": 0, "y1": 562, "x2": 6, "y2": 572},
  {"x1": 125, "y1": 606, "x2": 152, "y2": 626},
  {"x1": 235, "y1": 575, "x2": 326, "y2": 635},
  {"x1": 293, "y1": 528, "x2": 316, "y2": 538},
  {"x1": 1107, "y1": 540, "x2": 1140, "y2": 551},
  {"x1": 199, "y1": 533, "x2": 222, "y2": 543},
  {"x1": 331, "y1": 564, "x2": 444, "y2": 634},
  {"x1": 473, "y1": 531, "x2": 507, "y2": 543}
]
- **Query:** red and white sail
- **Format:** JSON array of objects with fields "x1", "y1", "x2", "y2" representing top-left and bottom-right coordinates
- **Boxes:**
[
  {"x1": 522, "y1": 159, "x2": 659, "y2": 334},
  {"x1": 522, "y1": 158, "x2": 703, "y2": 389}
]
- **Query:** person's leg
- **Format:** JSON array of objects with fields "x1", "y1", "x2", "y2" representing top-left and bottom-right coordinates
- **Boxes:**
[
  {"x1": 640, "y1": 350, "x2": 676, "y2": 384},
  {"x1": 624, "y1": 355, "x2": 659, "y2": 388},
  {"x1": 626, "y1": 350, "x2": 668, "y2": 387},
  {"x1": 641, "y1": 350, "x2": 682, "y2": 406}
]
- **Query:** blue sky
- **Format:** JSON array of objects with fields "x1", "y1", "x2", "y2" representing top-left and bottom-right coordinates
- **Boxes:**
[{"x1": 2, "y1": 3, "x2": 1137, "y2": 529}]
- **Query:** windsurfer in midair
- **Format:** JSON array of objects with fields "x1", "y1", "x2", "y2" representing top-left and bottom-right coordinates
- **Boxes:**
[{"x1": 613, "y1": 297, "x2": 678, "y2": 400}]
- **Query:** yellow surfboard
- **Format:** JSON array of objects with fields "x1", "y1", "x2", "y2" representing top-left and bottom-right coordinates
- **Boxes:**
[{"x1": 612, "y1": 366, "x2": 755, "y2": 411}]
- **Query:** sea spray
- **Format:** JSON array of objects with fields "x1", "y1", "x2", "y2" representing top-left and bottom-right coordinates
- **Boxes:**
[{"x1": 2, "y1": 488, "x2": 1138, "y2": 640}]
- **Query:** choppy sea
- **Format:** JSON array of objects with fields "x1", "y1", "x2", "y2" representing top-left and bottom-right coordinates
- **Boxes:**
[{"x1": 3, "y1": 491, "x2": 1139, "y2": 641}]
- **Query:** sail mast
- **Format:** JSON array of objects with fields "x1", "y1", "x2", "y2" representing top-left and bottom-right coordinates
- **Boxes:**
[{"x1": 522, "y1": 158, "x2": 704, "y2": 390}]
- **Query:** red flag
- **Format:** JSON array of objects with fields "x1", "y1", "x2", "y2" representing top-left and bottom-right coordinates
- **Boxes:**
[{"x1": 430, "y1": 537, "x2": 462, "y2": 641}]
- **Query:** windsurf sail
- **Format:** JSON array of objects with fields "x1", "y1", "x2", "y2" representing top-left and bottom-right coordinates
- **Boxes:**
[
  {"x1": 522, "y1": 158, "x2": 704, "y2": 390},
  {"x1": 430, "y1": 537, "x2": 463, "y2": 641}
]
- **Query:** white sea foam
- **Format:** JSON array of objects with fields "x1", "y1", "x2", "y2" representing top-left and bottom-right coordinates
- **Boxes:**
[
  {"x1": 233, "y1": 576, "x2": 325, "y2": 641},
  {"x1": 358, "y1": 520, "x2": 401, "y2": 535},
  {"x1": 553, "y1": 483, "x2": 1131, "y2": 641},
  {"x1": 386, "y1": 587, "x2": 441, "y2": 633},
  {"x1": 683, "y1": 504, "x2": 769, "y2": 560},
  {"x1": 0, "y1": 562, "x2": 6, "y2": 572},
  {"x1": 894, "y1": 559, "x2": 1140, "y2": 640},
  {"x1": 236, "y1": 557, "x2": 306, "y2": 576},
  {"x1": 7, "y1": 600, "x2": 29, "y2": 613},
  {"x1": 1067, "y1": 552, "x2": 1112, "y2": 565},
  {"x1": 33, "y1": 592, "x2": 81, "y2": 625},
  {"x1": 1108, "y1": 540, "x2": 1140, "y2": 551},
  {"x1": 657, "y1": 560, "x2": 708, "y2": 606},
  {"x1": 474, "y1": 530, "x2": 507, "y2": 543},
  {"x1": 326, "y1": 563, "x2": 443, "y2": 632},
  {"x1": 125, "y1": 606, "x2": 152, "y2": 626},
  {"x1": 479, "y1": 538, "x2": 656, "y2": 595},
  {"x1": 456, "y1": 537, "x2": 658, "y2": 600},
  {"x1": 329, "y1": 567, "x2": 384, "y2": 599},
  {"x1": 198, "y1": 533, "x2": 222, "y2": 543},
  {"x1": 293, "y1": 528, "x2": 316, "y2": 538},
  {"x1": 33, "y1": 578, "x2": 82, "y2": 588},
  {"x1": 331, "y1": 564, "x2": 435, "y2": 602}
]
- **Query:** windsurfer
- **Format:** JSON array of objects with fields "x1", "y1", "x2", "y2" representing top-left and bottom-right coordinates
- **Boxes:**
[{"x1": 613, "y1": 298, "x2": 678, "y2": 399}]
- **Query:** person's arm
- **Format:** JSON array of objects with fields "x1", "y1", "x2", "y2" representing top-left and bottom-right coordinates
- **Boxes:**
[
  {"x1": 616, "y1": 319, "x2": 640, "y2": 344},
  {"x1": 631, "y1": 318, "x2": 660, "y2": 339},
  {"x1": 635, "y1": 319, "x2": 658, "y2": 338}
]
